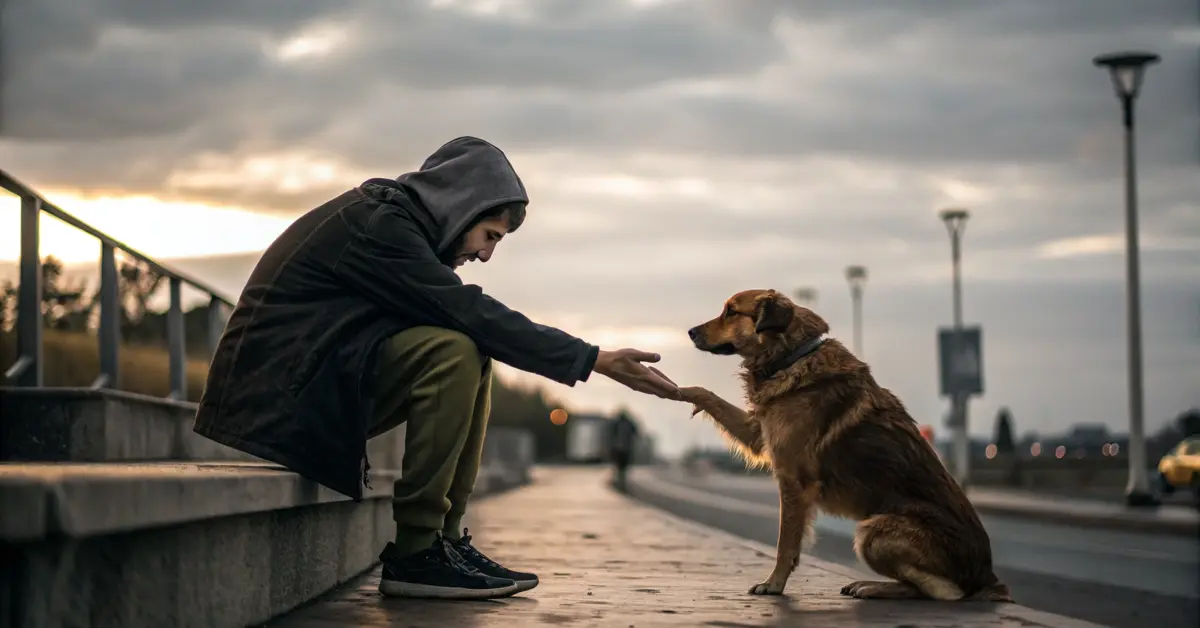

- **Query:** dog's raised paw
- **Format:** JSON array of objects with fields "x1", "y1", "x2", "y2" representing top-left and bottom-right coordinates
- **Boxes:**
[{"x1": 748, "y1": 581, "x2": 784, "y2": 596}]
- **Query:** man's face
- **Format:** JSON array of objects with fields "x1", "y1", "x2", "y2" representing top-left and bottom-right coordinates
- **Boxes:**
[{"x1": 450, "y1": 214, "x2": 510, "y2": 269}]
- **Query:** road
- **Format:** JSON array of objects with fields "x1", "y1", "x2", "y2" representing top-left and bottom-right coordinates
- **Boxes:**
[{"x1": 626, "y1": 466, "x2": 1200, "y2": 628}]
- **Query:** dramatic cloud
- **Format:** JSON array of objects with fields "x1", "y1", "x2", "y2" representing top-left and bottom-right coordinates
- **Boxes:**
[{"x1": 1, "y1": 0, "x2": 1196, "y2": 453}]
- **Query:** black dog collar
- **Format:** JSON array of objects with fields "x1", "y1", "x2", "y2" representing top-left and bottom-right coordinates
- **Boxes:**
[{"x1": 756, "y1": 335, "x2": 827, "y2": 380}]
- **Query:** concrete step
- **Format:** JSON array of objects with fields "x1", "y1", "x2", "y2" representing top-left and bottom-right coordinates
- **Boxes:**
[
  {"x1": 0, "y1": 387, "x2": 533, "y2": 480},
  {"x1": 0, "y1": 459, "x2": 528, "y2": 628},
  {"x1": 0, "y1": 387, "x2": 257, "y2": 463}
]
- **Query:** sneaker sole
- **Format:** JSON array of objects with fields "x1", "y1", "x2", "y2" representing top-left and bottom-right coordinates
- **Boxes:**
[
  {"x1": 378, "y1": 579, "x2": 520, "y2": 600},
  {"x1": 514, "y1": 578, "x2": 539, "y2": 593}
]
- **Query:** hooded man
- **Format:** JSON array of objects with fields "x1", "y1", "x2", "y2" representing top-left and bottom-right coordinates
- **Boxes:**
[{"x1": 194, "y1": 137, "x2": 680, "y2": 601}]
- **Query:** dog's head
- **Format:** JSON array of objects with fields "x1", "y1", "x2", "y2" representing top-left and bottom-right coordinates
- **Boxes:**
[{"x1": 687, "y1": 289, "x2": 830, "y2": 358}]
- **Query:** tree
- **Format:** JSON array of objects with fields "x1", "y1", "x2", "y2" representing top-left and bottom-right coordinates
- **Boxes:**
[
  {"x1": 1178, "y1": 409, "x2": 1200, "y2": 437},
  {"x1": 993, "y1": 407, "x2": 1016, "y2": 455},
  {"x1": 0, "y1": 256, "x2": 94, "y2": 332},
  {"x1": 0, "y1": 280, "x2": 15, "y2": 332}
]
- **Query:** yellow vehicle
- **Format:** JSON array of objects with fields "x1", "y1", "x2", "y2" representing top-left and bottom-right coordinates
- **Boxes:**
[{"x1": 1157, "y1": 436, "x2": 1200, "y2": 508}]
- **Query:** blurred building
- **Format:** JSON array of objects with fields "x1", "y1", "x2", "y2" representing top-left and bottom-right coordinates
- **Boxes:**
[{"x1": 562, "y1": 412, "x2": 656, "y2": 465}]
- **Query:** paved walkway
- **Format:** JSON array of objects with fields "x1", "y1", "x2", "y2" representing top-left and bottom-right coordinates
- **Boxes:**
[{"x1": 268, "y1": 467, "x2": 1108, "y2": 627}]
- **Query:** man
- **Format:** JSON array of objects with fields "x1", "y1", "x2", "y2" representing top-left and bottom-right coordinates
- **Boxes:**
[
  {"x1": 609, "y1": 412, "x2": 640, "y2": 492},
  {"x1": 194, "y1": 136, "x2": 680, "y2": 601}
]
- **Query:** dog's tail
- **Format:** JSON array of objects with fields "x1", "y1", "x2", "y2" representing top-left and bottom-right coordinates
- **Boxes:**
[{"x1": 965, "y1": 582, "x2": 1014, "y2": 603}]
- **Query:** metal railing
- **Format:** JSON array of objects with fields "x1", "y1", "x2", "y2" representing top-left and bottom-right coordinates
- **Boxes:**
[{"x1": 1, "y1": 169, "x2": 235, "y2": 400}]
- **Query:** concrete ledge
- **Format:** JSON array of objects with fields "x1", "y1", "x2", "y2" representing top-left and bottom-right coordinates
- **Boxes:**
[
  {"x1": 0, "y1": 461, "x2": 399, "y2": 542},
  {"x1": 0, "y1": 387, "x2": 259, "y2": 462}
]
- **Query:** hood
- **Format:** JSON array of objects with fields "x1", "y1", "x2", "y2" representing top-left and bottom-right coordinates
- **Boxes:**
[{"x1": 387, "y1": 136, "x2": 529, "y2": 255}]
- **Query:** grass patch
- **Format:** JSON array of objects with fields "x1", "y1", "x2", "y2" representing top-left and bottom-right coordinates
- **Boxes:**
[{"x1": 2, "y1": 329, "x2": 210, "y2": 401}]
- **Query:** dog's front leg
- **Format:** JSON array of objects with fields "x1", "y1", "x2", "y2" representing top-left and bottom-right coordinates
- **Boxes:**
[
  {"x1": 750, "y1": 477, "x2": 819, "y2": 596},
  {"x1": 679, "y1": 387, "x2": 763, "y2": 454}
]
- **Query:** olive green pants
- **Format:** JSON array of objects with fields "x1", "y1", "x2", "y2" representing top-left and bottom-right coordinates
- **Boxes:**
[{"x1": 369, "y1": 327, "x2": 492, "y2": 557}]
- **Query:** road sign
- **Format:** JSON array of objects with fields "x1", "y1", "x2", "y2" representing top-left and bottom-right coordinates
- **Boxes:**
[{"x1": 938, "y1": 326, "x2": 983, "y2": 398}]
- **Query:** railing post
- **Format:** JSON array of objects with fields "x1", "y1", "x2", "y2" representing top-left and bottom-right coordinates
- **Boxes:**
[
  {"x1": 167, "y1": 277, "x2": 186, "y2": 400},
  {"x1": 14, "y1": 195, "x2": 43, "y2": 386},
  {"x1": 96, "y1": 244, "x2": 120, "y2": 388},
  {"x1": 207, "y1": 295, "x2": 225, "y2": 357}
]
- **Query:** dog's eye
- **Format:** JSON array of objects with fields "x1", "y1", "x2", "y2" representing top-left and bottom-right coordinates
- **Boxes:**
[{"x1": 725, "y1": 306, "x2": 737, "y2": 318}]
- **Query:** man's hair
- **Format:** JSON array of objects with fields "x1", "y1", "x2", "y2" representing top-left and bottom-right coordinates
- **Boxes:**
[
  {"x1": 481, "y1": 201, "x2": 527, "y2": 233},
  {"x1": 442, "y1": 201, "x2": 526, "y2": 260}
]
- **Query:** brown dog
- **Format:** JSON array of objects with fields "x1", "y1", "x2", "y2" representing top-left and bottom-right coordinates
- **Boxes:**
[{"x1": 681, "y1": 289, "x2": 1012, "y2": 602}]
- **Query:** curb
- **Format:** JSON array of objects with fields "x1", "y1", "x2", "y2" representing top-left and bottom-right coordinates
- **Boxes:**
[
  {"x1": 647, "y1": 466, "x2": 1200, "y2": 539},
  {"x1": 969, "y1": 499, "x2": 1199, "y2": 539}
]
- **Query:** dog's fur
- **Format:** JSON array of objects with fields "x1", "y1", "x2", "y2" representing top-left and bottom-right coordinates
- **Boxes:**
[{"x1": 681, "y1": 289, "x2": 1012, "y2": 602}]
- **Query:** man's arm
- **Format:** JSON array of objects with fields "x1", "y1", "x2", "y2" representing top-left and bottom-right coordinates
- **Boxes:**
[{"x1": 333, "y1": 203, "x2": 596, "y2": 385}]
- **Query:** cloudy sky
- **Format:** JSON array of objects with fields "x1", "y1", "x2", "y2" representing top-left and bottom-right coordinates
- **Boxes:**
[{"x1": 2, "y1": 0, "x2": 1197, "y2": 455}]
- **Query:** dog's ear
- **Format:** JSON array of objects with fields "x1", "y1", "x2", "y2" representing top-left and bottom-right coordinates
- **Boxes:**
[{"x1": 753, "y1": 291, "x2": 793, "y2": 334}]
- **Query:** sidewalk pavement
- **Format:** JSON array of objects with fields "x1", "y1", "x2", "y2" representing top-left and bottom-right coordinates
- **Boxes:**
[
  {"x1": 967, "y1": 486, "x2": 1199, "y2": 537},
  {"x1": 267, "y1": 467, "x2": 1108, "y2": 628}
]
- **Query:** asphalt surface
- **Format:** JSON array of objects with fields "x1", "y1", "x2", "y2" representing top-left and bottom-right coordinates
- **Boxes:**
[{"x1": 626, "y1": 466, "x2": 1200, "y2": 628}]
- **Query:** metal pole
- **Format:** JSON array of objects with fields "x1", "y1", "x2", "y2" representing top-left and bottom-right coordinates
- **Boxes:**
[
  {"x1": 851, "y1": 286, "x2": 863, "y2": 356},
  {"x1": 207, "y1": 295, "x2": 226, "y2": 358},
  {"x1": 96, "y1": 244, "x2": 120, "y2": 389},
  {"x1": 13, "y1": 195, "x2": 43, "y2": 386},
  {"x1": 1120, "y1": 96, "x2": 1153, "y2": 505},
  {"x1": 950, "y1": 228, "x2": 970, "y2": 488},
  {"x1": 167, "y1": 277, "x2": 186, "y2": 400}
]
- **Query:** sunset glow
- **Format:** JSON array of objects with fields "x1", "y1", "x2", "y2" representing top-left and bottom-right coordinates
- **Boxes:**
[{"x1": 0, "y1": 190, "x2": 293, "y2": 263}]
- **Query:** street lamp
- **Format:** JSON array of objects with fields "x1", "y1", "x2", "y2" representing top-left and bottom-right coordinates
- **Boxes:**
[
  {"x1": 1093, "y1": 50, "x2": 1161, "y2": 507},
  {"x1": 844, "y1": 266, "x2": 867, "y2": 356},
  {"x1": 793, "y1": 287, "x2": 818, "y2": 308},
  {"x1": 940, "y1": 208, "x2": 970, "y2": 487}
]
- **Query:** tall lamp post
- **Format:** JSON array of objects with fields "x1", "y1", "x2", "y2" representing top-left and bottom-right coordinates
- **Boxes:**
[
  {"x1": 794, "y1": 287, "x2": 818, "y2": 308},
  {"x1": 940, "y1": 208, "x2": 970, "y2": 486},
  {"x1": 844, "y1": 266, "x2": 867, "y2": 356},
  {"x1": 1093, "y1": 50, "x2": 1160, "y2": 507}
]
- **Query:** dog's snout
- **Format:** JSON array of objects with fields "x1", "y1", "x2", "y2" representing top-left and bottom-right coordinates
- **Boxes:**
[{"x1": 687, "y1": 327, "x2": 700, "y2": 341}]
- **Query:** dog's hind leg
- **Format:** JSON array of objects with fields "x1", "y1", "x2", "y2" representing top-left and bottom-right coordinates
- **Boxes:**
[
  {"x1": 748, "y1": 477, "x2": 819, "y2": 596},
  {"x1": 840, "y1": 580, "x2": 923, "y2": 599},
  {"x1": 849, "y1": 514, "x2": 966, "y2": 601}
]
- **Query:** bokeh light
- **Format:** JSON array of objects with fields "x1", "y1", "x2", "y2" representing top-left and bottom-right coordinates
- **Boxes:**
[{"x1": 549, "y1": 408, "x2": 568, "y2": 425}]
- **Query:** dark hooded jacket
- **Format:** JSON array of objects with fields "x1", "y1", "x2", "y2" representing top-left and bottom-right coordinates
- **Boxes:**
[{"x1": 193, "y1": 137, "x2": 599, "y2": 500}]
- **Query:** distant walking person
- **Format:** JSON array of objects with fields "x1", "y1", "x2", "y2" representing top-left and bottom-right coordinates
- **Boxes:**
[
  {"x1": 609, "y1": 413, "x2": 640, "y2": 492},
  {"x1": 193, "y1": 137, "x2": 680, "y2": 601}
]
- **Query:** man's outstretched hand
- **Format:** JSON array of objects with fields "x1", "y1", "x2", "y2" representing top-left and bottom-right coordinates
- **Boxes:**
[{"x1": 593, "y1": 349, "x2": 681, "y2": 400}]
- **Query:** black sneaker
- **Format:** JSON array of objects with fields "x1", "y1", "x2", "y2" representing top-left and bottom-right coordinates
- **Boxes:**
[
  {"x1": 378, "y1": 535, "x2": 518, "y2": 599},
  {"x1": 447, "y1": 528, "x2": 539, "y2": 593}
]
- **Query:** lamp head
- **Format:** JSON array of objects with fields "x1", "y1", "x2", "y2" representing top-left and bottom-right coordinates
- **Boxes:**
[
  {"x1": 1093, "y1": 51, "x2": 1160, "y2": 100},
  {"x1": 939, "y1": 208, "x2": 970, "y2": 236},
  {"x1": 845, "y1": 265, "x2": 867, "y2": 291}
]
